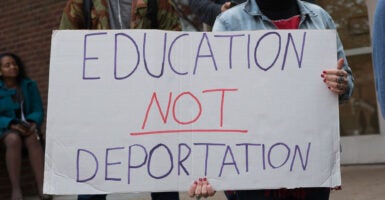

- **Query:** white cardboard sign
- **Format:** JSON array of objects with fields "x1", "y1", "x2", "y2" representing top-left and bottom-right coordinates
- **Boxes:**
[{"x1": 44, "y1": 30, "x2": 341, "y2": 194}]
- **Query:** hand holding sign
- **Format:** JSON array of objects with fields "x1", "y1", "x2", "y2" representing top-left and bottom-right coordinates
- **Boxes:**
[
  {"x1": 321, "y1": 58, "x2": 350, "y2": 95},
  {"x1": 188, "y1": 177, "x2": 216, "y2": 199}
]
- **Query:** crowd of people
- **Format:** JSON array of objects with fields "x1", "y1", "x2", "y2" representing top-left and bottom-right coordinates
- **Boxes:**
[{"x1": 4, "y1": 0, "x2": 385, "y2": 199}]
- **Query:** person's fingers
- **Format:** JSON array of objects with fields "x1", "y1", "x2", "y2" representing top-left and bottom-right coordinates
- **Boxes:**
[
  {"x1": 321, "y1": 60, "x2": 349, "y2": 96},
  {"x1": 326, "y1": 81, "x2": 346, "y2": 94},
  {"x1": 328, "y1": 86, "x2": 345, "y2": 95},
  {"x1": 201, "y1": 178, "x2": 208, "y2": 197},
  {"x1": 323, "y1": 74, "x2": 347, "y2": 86},
  {"x1": 28, "y1": 124, "x2": 36, "y2": 133},
  {"x1": 189, "y1": 177, "x2": 216, "y2": 198},
  {"x1": 188, "y1": 181, "x2": 197, "y2": 197},
  {"x1": 12, "y1": 124, "x2": 27, "y2": 134},
  {"x1": 337, "y1": 58, "x2": 344, "y2": 70},
  {"x1": 322, "y1": 73, "x2": 347, "y2": 95},
  {"x1": 221, "y1": 2, "x2": 231, "y2": 12},
  {"x1": 322, "y1": 69, "x2": 347, "y2": 78},
  {"x1": 206, "y1": 183, "x2": 216, "y2": 196},
  {"x1": 322, "y1": 58, "x2": 346, "y2": 78},
  {"x1": 195, "y1": 178, "x2": 203, "y2": 197},
  {"x1": 322, "y1": 74, "x2": 338, "y2": 82},
  {"x1": 10, "y1": 124, "x2": 21, "y2": 131},
  {"x1": 30, "y1": 122, "x2": 37, "y2": 130}
]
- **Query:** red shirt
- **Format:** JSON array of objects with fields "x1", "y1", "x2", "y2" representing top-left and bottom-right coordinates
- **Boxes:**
[{"x1": 272, "y1": 15, "x2": 301, "y2": 29}]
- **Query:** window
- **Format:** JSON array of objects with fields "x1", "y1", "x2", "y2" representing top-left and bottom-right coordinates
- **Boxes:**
[{"x1": 317, "y1": 0, "x2": 379, "y2": 136}]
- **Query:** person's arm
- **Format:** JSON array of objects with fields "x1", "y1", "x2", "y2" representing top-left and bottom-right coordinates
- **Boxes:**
[
  {"x1": 156, "y1": 0, "x2": 182, "y2": 30},
  {"x1": 326, "y1": 13, "x2": 354, "y2": 101},
  {"x1": 373, "y1": 1, "x2": 385, "y2": 118},
  {"x1": 0, "y1": 116, "x2": 15, "y2": 132},
  {"x1": 319, "y1": 9, "x2": 354, "y2": 101},
  {"x1": 0, "y1": 90, "x2": 19, "y2": 131},
  {"x1": 336, "y1": 35, "x2": 354, "y2": 101},
  {"x1": 24, "y1": 81, "x2": 44, "y2": 127},
  {"x1": 59, "y1": 0, "x2": 86, "y2": 29},
  {"x1": 189, "y1": 0, "x2": 223, "y2": 26},
  {"x1": 320, "y1": 41, "x2": 353, "y2": 102}
]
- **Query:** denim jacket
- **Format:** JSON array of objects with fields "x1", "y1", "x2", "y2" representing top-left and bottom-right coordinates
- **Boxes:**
[
  {"x1": 0, "y1": 79, "x2": 44, "y2": 135},
  {"x1": 213, "y1": 0, "x2": 354, "y2": 101}
]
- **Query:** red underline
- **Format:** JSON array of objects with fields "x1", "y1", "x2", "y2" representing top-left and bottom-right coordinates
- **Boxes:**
[{"x1": 130, "y1": 129, "x2": 248, "y2": 136}]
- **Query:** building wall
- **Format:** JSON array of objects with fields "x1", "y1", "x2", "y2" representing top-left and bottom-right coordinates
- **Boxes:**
[{"x1": 0, "y1": 1, "x2": 67, "y2": 198}]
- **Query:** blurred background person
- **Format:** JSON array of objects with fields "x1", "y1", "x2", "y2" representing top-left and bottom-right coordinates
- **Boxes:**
[
  {"x1": 59, "y1": 1, "x2": 181, "y2": 200},
  {"x1": 59, "y1": 0, "x2": 181, "y2": 30},
  {"x1": 189, "y1": 0, "x2": 246, "y2": 27},
  {"x1": 0, "y1": 52, "x2": 50, "y2": 200}
]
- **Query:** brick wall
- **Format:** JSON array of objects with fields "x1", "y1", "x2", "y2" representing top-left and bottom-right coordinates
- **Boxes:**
[{"x1": 0, "y1": 1, "x2": 67, "y2": 199}]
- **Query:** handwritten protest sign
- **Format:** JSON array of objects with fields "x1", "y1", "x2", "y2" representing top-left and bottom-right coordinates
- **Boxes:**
[{"x1": 44, "y1": 30, "x2": 341, "y2": 194}]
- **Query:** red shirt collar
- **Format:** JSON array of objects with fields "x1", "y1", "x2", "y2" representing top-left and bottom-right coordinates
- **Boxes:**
[{"x1": 272, "y1": 15, "x2": 301, "y2": 29}]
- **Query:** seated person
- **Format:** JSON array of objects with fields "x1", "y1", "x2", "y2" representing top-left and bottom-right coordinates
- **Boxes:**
[{"x1": 0, "y1": 52, "x2": 51, "y2": 200}]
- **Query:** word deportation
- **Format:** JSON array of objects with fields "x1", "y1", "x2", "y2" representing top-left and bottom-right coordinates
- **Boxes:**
[
  {"x1": 82, "y1": 31, "x2": 307, "y2": 80},
  {"x1": 77, "y1": 142, "x2": 311, "y2": 184}
]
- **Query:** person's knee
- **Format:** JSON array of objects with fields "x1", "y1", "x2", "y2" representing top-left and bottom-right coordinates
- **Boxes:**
[
  {"x1": 24, "y1": 134, "x2": 41, "y2": 148},
  {"x1": 3, "y1": 133, "x2": 22, "y2": 149}
]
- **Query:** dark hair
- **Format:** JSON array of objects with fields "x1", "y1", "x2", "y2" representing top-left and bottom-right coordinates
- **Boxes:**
[{"x1": 0, "y1": 52, "x2": 28, "y2": 82}]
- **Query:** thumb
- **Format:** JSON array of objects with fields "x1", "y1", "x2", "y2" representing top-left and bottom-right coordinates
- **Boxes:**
[
  {"x1": 337, "y1": 58, "x2": 344, "y2": 70},
  {"x1": 221, "y1": 2, "x2": 231, "y2": 12}
]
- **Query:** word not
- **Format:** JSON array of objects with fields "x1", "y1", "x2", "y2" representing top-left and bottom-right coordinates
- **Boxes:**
[
  {"x1": 137, "y1": 88, "x2": 241, "y2": 133},
  {"x1": 82, "y1": 31, "x2": 307, "y2": 80},
  {"x1": 76, "y1": 142, "x2": 311, "y2": 184}
]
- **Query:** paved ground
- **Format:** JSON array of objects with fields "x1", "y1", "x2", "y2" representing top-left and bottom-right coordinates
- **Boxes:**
[{"x1": 25, "y1": 164, "x2": 385, "y2": 200}]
